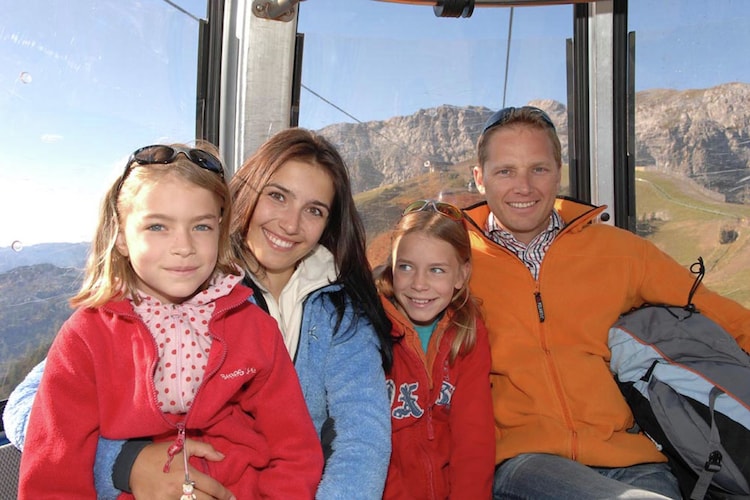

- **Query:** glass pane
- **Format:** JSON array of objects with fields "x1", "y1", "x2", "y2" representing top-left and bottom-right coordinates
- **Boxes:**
[
  {"x1": 630, "y1": 0, "x2": 750, "y2": 307},
  {"x1": 0, "y1": 0, "x2": 206, "y2": 398},
  {"x1": 296, "y1": 1, "x2": 573, "y2": 265}
]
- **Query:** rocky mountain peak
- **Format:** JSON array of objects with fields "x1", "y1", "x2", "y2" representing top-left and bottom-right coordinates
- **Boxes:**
[{"x1": 320, "y1": 82, "x2": 750, "y2": 203}]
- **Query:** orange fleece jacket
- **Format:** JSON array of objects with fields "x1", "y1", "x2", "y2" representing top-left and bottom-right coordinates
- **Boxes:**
[{"x1": 464, "y1": 198, "x2": 750, "y2": 467}]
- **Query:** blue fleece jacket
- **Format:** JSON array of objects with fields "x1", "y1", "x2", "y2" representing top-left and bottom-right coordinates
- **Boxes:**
[{"x1": 284, "y1": 282, "x2": 391, "y2": 499}]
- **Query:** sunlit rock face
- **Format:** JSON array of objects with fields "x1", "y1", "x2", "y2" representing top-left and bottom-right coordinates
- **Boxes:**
[{"x1": 320, "y1": 82, "x2": 750, "y2": 203}]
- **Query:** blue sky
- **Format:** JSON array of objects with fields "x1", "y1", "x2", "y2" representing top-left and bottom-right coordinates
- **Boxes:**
[
  {"x1": 297, "y1": 1, "x2": 573, "y2": 129},
  {"x1": 1, "y1": 0, "x2": 749, "y2": 246}
]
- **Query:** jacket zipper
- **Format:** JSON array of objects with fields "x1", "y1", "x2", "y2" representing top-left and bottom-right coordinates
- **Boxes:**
[
  {"x1": 163, "y1": 423, "x2": 186, "y2": 472},
  {"x1": 534, "y1": 290, "x2": 545, "y2": 322},
  {"x1": 109, "y1": 291, "x2": 246, "y2": 475},
  {"x1": 535, "y1": 240, "x2": 579, "y2": 460}
]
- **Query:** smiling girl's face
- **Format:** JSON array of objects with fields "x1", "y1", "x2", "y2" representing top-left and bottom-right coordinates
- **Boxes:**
[{"x1": 391, "y1": 231, "x2": 469, "y2": 326}]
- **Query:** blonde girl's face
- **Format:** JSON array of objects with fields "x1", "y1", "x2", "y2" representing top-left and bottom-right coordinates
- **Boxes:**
[
  {"x1": 391, "y1": 232, "x2": 470, "y2": 326},
  {"x1": 115, "y1": 174, "x2": 221, "y2": 304}
]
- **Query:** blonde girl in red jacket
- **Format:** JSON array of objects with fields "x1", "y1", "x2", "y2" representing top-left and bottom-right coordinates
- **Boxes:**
[
  {"x1": 376, "y1": 199, "x2": 495, "y2": 500},
  {"x1": 18, "y1": 143, "x2": 322, "y2": 499}
]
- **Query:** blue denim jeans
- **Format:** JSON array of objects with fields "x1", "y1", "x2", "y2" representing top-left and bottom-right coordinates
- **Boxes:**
[{"x1": 493, "y1": 453, "x2": 682, "y2": 500}]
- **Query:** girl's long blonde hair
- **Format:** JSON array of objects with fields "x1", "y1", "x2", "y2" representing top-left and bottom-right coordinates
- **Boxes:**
[
  {"x1": 70, "y1": 141, "x2": 236, "y2": 309},
  {"x1": 376, "y1": 208, "x2": 482, "y2": 365}
]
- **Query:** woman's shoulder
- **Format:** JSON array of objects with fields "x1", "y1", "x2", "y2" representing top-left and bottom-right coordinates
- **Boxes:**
[{"x1": 303, "y1": 282, "x2": 347, "y2": 309}]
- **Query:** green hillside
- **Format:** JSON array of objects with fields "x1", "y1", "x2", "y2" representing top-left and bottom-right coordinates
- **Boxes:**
[{"x1": 635, "y1": 169, "x2": 750, "y2": 306}]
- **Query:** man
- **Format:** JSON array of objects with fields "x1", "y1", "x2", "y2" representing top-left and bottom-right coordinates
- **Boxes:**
[{"x1": 463, "y1": 106, "x2": 750, "y2": 499}]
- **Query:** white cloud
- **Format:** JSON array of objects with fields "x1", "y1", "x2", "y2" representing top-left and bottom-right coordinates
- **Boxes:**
[{"x1": 41, "y1": 134, "x2": 64, "y2": 143}]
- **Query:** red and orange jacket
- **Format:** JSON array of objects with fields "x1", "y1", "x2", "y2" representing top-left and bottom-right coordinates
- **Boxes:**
[
  {"x1": 464, "y1": 198, "x2": 750, "y2": 467},
  {"x1": 19, "y1": 284, "x2": 323, "y2": 499},
  {"x1": 381, "y1": 296, "x2": 495, "y2": 500}
]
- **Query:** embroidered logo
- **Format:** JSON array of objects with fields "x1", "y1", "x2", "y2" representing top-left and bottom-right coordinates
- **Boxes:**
[
  {"x1": 219, "y1": 367, "x2": 257, "y2": 380},
  {"x1": 386, "y1": 379, "x2": 396, "y2": 406},
  {"x1": 391, "y1": 382, "x2": 424, "y2": 419},
  {"x1": 435, "y1": 380, "x2": 455, "y2": 406}
]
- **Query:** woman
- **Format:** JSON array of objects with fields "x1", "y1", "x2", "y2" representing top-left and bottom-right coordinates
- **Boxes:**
[{"x1": 4, "y1": 129, "x2": 393, "y2": 499}]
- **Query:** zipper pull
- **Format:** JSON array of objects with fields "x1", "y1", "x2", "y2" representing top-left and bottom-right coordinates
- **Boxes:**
[
  {"x1": 534, "y1": 292, "x2": 546, "y2": 323},
  {"x1": 163, "y1": 425, "x2": 186, "y2": 473}
]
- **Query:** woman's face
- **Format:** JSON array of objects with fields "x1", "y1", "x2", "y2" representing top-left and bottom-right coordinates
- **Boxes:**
[{"x1": 245, "y1": 159, "x2": 335, "y2": 290}]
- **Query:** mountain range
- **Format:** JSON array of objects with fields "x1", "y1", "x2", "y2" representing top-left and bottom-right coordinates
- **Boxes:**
[{"x1": 321, "y1": 82, "x2": 750, "y2": 203}]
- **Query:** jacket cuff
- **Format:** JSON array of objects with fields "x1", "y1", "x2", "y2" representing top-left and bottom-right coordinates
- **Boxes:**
[{"x1": 111, "y1": 439, "x2": 152, "y2": 493}]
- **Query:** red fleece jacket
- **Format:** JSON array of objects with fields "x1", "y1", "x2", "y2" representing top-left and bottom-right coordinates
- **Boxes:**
[
  {"x1": 382, "y1": 297, "x2": 495, "y2": 500},
  {"x1": 19, "y1": 284, "x2": 322, "y2": 499}
]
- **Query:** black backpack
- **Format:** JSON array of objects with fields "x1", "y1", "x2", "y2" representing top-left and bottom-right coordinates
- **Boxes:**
[{"x1": 608, "y1": 258, "x2": 750, "y2": 500}]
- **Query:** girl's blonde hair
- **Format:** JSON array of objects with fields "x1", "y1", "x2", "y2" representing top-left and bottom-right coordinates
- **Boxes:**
[
  {"x1": 376, "y1": 207, "x2": 482, "y2": 365},
  {"x1": 70, "y1": 141, "x2": 236, "y2": 309}
]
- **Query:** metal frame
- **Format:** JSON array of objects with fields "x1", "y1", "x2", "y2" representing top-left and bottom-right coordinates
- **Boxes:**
[
  {"x1": 196, "y1": 0, "x2": 225, "y2": 147},
  {"x1": 612, "y1": 0, "x2": 635, "y2": 231},
  {"x1": 568, "y1": 3, "x2": 592, "y2": 202},
  {"x1": 587, "y1": 0, "x2": 615, "y2": 218}
]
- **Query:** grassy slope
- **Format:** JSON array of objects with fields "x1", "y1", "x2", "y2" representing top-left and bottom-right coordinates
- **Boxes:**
[
  {"x1": 357, "y1": 164, "x2": 750, "y2": 308},
  {"x1": 635, "y1": 170, "x2": 750, "y2": 306}
]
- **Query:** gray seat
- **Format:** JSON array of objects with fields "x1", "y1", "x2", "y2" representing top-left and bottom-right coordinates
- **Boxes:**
[{"x1": 0, "y1": 442, "x2": 20, "y2": 498}]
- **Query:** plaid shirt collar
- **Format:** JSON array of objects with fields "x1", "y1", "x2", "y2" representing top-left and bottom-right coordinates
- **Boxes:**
[
  {"x1": 486, "y1": 209, "x2": 564, "y2": 244},
  {"x1": 485, "y1": 209, "x2": 565, "y2": 279}
]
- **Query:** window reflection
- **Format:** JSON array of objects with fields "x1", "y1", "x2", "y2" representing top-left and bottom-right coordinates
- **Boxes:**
[
  {"x1": 0, "y1": 0, "x2": 205, "y2": 399},
  {"x1": 0, "y1": 0, "x2": 203, "y2": 247}
]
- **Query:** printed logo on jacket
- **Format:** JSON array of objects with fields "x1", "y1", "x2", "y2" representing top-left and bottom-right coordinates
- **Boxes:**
[{"x1": 386, "y1": 379, "x2": 455, "y2": 419}]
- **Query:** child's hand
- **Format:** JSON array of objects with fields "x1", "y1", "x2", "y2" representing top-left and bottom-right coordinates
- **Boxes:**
[{"x1": 130, "y1": 439, "x2": 236, "y2": 500}]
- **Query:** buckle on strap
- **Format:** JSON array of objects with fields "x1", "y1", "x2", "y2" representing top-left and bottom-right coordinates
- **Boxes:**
[{"x1": 704, "y1": 450, "x2": 723, "y2": 472}]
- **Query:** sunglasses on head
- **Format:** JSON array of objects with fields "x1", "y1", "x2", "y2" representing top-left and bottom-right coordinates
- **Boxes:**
[
  {"x1": 402, "y1": 199, "x2": 463, "y2": 221},
  {"x1": 125, "y1": 144, "x2": 225, "y2": 179},
  {"x1": 114, "y1": 144, "x2": 225, "y2": 197},
  {"x1": 481, "y1": 106, "x2": 556, "y2": 135}
]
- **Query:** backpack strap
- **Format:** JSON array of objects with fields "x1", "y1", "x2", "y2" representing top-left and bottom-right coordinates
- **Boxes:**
[
  {"x1": 690, "y1": 386, "x2": 725, "y2": 500},
  {"x1": 685, "y1": 257, "x2": 705, "y2": 312}
]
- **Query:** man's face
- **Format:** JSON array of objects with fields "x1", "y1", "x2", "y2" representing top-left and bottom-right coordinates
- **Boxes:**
[{"x1": 473, "y1": 125, "x2": 562, "y2": 244}]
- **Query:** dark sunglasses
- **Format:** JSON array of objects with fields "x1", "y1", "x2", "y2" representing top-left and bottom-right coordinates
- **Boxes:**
[
  {"x1": 114, "y1": 144, "x2": 225, "y2": 197},
  {"x1": 402, "y1": 199, "x2": 463, "y2": 221},
  {"x1": 481, "y1": 106, "x2": 556, "y2": 134},
  {"x1": 126, "y1": 144, "x2": 225, "y2": 179}
]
